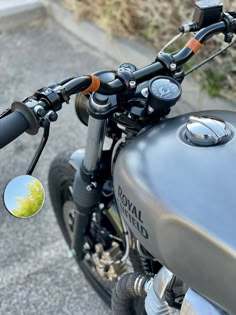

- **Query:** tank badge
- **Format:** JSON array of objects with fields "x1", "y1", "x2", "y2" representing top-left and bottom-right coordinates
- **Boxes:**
[
  {"x1": 117, "y1": 186, "x2": 149, "y2": 239},
  {"x1": 186, "y1": 115, "x2": 232, "y2": 146}
]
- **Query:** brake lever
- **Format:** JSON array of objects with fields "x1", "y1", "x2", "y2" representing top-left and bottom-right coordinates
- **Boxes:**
[{"x1": 26, "y1": 125, "x2": 50, "y2": 175}]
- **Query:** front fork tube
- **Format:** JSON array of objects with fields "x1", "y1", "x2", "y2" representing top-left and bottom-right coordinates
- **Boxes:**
[
  {"x1": 72, "y1": 116, "x2": 107, "y2": 260},
  {"x1": 83, "y1": 117, "x2": 106, "y2": 172}
]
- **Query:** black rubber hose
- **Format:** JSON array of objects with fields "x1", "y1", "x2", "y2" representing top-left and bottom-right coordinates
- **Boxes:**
[
  {"x1": 0, "y1": 111, "x2": 29, "y2": 149},
  {"x1": 112, "y1": 272, "x2": 149, "y2": 315}
]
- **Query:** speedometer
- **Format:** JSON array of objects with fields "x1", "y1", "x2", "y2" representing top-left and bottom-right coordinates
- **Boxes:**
[{"x1": 148, "y1": 76, "x2": 182, "y2": 113}]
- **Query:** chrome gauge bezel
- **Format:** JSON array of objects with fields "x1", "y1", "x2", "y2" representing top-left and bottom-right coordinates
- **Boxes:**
[{"x1": 148, "y1": 76, "x2": 182, "y2": 110}]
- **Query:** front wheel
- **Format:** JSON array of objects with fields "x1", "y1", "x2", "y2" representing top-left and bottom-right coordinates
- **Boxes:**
[{"x1": 48, "y1": 150, "x2": 146, "y2": 313}]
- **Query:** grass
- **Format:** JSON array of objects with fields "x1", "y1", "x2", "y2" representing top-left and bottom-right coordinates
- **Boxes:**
[
  {"x1": 66, "y1": 0, "x2": 236, "y2": 101},
  {"x1": 201, "y1": 69, "x2": 225, "y2": 97}
]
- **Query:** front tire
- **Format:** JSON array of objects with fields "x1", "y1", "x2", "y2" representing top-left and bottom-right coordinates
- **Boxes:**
[
  {"x1": 48, "y1": 150, "x2": 112, "y2": 304},
  {"x1": 48, "y1": 150, "x2": 146, "y2": 313}
]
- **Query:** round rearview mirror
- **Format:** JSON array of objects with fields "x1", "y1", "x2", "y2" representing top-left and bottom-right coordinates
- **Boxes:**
[{"x1": 3, "y1": 175, "x2": 45, "y2": 218}]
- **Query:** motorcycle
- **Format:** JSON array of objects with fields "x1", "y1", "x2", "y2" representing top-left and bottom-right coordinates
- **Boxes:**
[{"x1": 1, "y1": 1, "x2": 236, "y2": 314}]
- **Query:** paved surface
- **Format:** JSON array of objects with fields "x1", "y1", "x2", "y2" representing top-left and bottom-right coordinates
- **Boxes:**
[
  {"x1": 0, "y1": 2, "x2": 235, "y2": 315},
  {"x1": 0, "y1": 0, "x2": 45, "y2": 31},
  {"x1": 0, "y1": 18, "x2": 114, "y2": 315}
]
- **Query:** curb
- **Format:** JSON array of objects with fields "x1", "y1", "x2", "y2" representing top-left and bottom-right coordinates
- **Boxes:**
[
  {"x1": 44, "y1": 0, "x2": 155, "y2": 68},
  {"x1": 0, "y1": 0, "x2": 46, "y2": 32},
  {"x1": 5, "y1": 0, "x2": 234, "y2": 113},
  {"x1": 45, "y1": 1, "x2": 236, "y2": 113}
]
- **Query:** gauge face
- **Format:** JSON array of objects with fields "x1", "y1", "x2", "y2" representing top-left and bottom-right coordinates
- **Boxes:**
[
  {"x1": 150, "y1": 77, "x2": 181, "y2": 101},
  {"x1": 119, "y1": 63, "x2": 137, "y2": 73}
]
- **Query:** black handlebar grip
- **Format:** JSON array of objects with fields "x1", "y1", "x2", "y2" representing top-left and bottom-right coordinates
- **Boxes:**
[{"x1": 0, "y1": 111, "x2": 29, "y2": 149}]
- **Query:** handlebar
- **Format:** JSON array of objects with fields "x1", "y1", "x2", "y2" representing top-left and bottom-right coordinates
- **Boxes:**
[
  {"x1": 0, "y1": 14, "x2": 235, "y2": 149},
  {"x1": 49, "y1": 16, "x2": 236, "y2": 97},
  {"x1": 97, "y1": 21, "x2": 229, "y2": 95},
  {"x1": 0, "y1": 111, "x2": 29, "y2": 149}
]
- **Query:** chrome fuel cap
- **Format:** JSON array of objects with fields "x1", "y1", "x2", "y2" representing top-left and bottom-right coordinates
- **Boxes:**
[{"x1": 186, "y1": 115, "x2": 232, "y2": 146}]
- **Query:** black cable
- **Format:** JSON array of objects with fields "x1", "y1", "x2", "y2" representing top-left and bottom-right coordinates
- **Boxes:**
[{"x1": 185, "y1": 38, "x2": 236, "y2": 76}]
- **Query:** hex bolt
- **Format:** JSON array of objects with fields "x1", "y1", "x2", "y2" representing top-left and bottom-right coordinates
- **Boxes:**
[
  {"x1": 170, "y1": 63, "x2": 177, "y2": 71},
  {"x1": 86, "y1": 182, "x2": 98, "y2": 192},
  {"x1": 129, "y1": 80, "x2": 136, "y2": 89},
  {"x1": 99, "y1": 203, "x2": 105, "y2": 210},
  {"x1": 141, "y1": 87, "x2": 149, "y2": 98},
  {"x1": 148, "y1": 106, "x2": 155, "y2": 114},
  {"x1": 83, "y1": 242, "x2": 91, "y2": 251}
]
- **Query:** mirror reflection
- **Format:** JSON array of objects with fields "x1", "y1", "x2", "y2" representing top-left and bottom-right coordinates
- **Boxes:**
[{"x1": 4, "y1": 175, "x2": 45, "y2": 218}]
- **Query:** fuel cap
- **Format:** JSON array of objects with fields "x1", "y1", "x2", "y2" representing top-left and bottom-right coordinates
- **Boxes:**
[{"x1": 186, "y1": 115, "x2": 232, "y2": 146}]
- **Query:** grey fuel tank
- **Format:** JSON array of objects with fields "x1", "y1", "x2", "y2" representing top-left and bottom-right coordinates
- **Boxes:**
[{"x1": 113, "y1": 110, "x2": 236, "y2": 314}]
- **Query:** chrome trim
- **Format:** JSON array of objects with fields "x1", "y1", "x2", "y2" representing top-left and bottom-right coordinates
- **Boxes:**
[
  {"x1": 180, "y1": 289, "x2": 228, "y2": 315},
  {"x1": 153, "y1": 267, "x2": 174, "y2": 301},
  {"x1": 186, "y1": 115, "x2": 231, "y2": 146},
  {"x1": 83, "y1": 116, "x2": 106, "y2": 171},
  {"x1": 134, "y1": 275, "x2": 144, "y2": 296},
  {"x1": 145, "y1": 267, "x2": 179, "y2": 315},
  {"x1": 90, "y1": 94, "x2": 110, "y2": 112},
  {"x1": 111, "y1": 137, "x2": 125, "y2": 174}
]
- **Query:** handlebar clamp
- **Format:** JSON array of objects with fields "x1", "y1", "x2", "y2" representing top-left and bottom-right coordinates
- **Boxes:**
[
  {"x1": 155, "y1": 52, "x2": 177, "y2": 73},
  {"x1": 116, "y1": 68, "x2": 136, "y2": 90}
]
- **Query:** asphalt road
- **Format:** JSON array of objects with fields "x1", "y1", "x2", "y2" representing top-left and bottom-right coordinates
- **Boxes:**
[
  {"x1": 0, "y1": 17, "x2": 117, "y2": 315},
  {"x1": 1, "y1": 9, "x2": 236, "y2": 315}
]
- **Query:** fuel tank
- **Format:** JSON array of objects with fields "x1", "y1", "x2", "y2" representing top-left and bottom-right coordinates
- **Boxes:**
[{"x1": 113, "y1": 110, "x2": 236, "y2": 314}]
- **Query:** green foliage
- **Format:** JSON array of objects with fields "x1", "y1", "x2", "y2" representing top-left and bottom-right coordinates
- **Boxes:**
[
  {"x1": 68, "y1": 0, "x2": 236, "y2": 100},
  {"x1": 142, "y1": 24, "x2": 158, "y2": 41},
  {"x1": 12, "y1": 179, "x2": 44, "y2": 218},
  {"x1": 201, "y1": 69, "x2": 225, "y2": 97}
]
